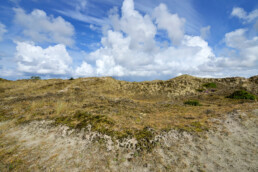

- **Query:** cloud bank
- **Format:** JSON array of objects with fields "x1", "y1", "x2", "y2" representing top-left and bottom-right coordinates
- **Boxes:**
[
  {"x1": 2, "y1": 0, "x2": 257, "y2": 80},
  {"x1": 75, "y1": 0, "x2": 257, "y2": 79}
]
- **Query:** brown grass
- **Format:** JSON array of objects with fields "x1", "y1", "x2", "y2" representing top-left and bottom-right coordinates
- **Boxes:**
[{"x1": 0, "y1": 75, "x2": 257, "y2": 134}]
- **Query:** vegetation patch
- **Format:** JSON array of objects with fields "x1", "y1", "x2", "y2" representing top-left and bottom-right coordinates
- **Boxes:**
[
  {"x1": 0, "y1": 78, "x2": 9, "y2": 82},
  {"x1": 134, "y1": 127, "x2": 155, "y2": 152},
  {"x1": 184, "y1": 100, "x2": 201, "y2": 106},
  {"x1": 0, "y1": 110, "x2": 11, "y2": 122},
  {"x1": 202, "y1": 82, "x2": 217, "y2": 88},
  {"x1": 196, "y1": 88, "x2": 205, "y2": 92},
  {"x1": 176, "y1": 122, "x2": 209, "y2": 133},
  {"x1": 54, "y1": 111, "x2": 115, "y2": 134},
  {"x1": 30, "y1": 76, "x2": 41, "y2": 80},
  {"x1": 226, "y1": 90, "x2": 256, "y2": 100}
]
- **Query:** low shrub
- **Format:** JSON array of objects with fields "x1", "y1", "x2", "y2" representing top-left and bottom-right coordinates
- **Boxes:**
[
  {"x1": 227, "y1": 90, "x2": 256, "y2": 100},
  {"x1": 202, "y1": 82, "x2": 217, "y2": 88},
  {"x1": 30, "y1": 76, "x2": 41, "y2": 80},
  {"x1": 196, "y1": 88, "x2": 204, "y2": 92},
  {"x1": 184, "y1": 100, "x2": 201, "y2": 106}
]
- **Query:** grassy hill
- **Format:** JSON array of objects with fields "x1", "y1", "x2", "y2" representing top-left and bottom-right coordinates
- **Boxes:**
[{"x1": 0, "y1": 75, "x2": 257, "y2": 171}]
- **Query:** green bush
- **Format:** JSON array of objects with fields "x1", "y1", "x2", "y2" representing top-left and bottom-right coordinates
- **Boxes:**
[
  {"x1": 69, "y1": 77, "x2": 74, "y2": 80},
  {"x1": 202, "y1": 82, "x2": 217, "y2": 88},
  {"x1": 196, "y1": 88, "x2": 204, "y2": 92},
  {"x1": 227, "y1": 90, "x2": 256, "y2": 100},
  {"x1": 30, "y1": 76, "x2": 41, "y2": 80},
  {"x1": 184, "y1": 100, "x2": 201, "y2": 106}
]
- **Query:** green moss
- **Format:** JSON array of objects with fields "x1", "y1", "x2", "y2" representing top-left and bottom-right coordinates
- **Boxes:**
[
  {"x1": 226, "y1": 90, "x2": 256, "y2": 100},
  {"x1": 176, "y1": 122, "x2": 208, "y2": 133},
  {"x1": 54, "y1": 111, "x2": 114, "y2": 134},
  {"x1": 54, "y1": 112, "x2": 156, "y2": 152},
  {"x1": 134, "y1": 127, "x2": 155, "y2": 152},
  {"x1": 184, "y1": 100, "x2": 201, "y2": 106},
  {"x1": 202, "y1": 82, "x2": 217, "y2": 88}
]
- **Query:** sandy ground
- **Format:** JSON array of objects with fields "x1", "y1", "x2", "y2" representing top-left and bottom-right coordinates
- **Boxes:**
[{"x1": 0, "y1": 110, "x2": 257, "y2": 172}]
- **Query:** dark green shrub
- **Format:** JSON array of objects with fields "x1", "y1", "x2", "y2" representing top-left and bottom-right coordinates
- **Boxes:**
[
  {"x1": 184, "y1": 100, "x2": 201, "y2": 106},
  {"x1": 30, "y1": 76, "x2": 41, "y2": 80},
  {"x1": 202, "y1": 82, "x2": 217, "y2": 88},
  {"x1": 196, "y1": 88, "x2": 204, "y2": 92},
  {"x1": 69, "y1": 77, "x2": 74, "y2": 80},
  {"x1": 227, "y1": 90, "x2": 256, "y2": 100}
]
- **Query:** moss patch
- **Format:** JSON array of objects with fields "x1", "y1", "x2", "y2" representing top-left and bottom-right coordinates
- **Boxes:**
[
  {"x1": 134, "y1": 127, "x2": 155, "y2": 152},
  {"x1": 176, "y1": 122, "x2": 208, "y2": 133},
  {"x1": 54, "y1": 111, "x2": 115, "y2": 134}
]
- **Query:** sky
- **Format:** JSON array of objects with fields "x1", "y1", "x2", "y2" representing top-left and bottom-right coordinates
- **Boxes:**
[{"x1": 0, "y1": 0, "x2": 257, "y2": 81}]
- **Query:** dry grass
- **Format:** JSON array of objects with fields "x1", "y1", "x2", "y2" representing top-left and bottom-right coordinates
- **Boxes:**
[
  {"x1": 0, "y1": 75, "x2": 257, "y2": 171},
  {"x1": 0, "y1": 75, "x2": 257, "y2": 134}
]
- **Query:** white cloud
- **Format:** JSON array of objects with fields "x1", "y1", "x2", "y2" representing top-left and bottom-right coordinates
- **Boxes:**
[
  {"x1": 14, "y1": 8, "x2": 75, "y2": 46},
  {"x1": 225, "y1": 28, "x2": 247, "y2": 49},
  {"x1": 153, "y1": 3, "x2": 185, "y2": 45},
  {"x1": 231, "y1": 7, "x2": 258, "y2": 23},
  {"x1": 0, "y1": 22, "x2": 7, "y2": 41},
  {"x1": 75, "y1": 61, "x2": 94, "y2": 77},
  {"x1": 200, "y1": 25, "x2": 210, "y2": 40},
  {"x1": 222, "y1": 28, "x2": 258, "y2": 68},
  {"x1": 16, "y1": 42, "x2": 72, "y2": 75},
  {"x1": 119, "y1": 0, "x2": 157, "y2": 51},
  {"x1": 75, "y1": 0, "x2": 215, "y2": 78}
]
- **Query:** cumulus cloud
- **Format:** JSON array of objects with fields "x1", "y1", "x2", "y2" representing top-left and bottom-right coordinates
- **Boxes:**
[
  {"x1": 16, "y1": 42, "x2": 72, "y2": 75},
  {"x1": 0, "y1": 22, "x2": 7, "y2": 41},
  {"x1": 231, "y1": 7, "x2": 258, "y2": 23},
  {"x1": 75, "y1": 0, "x2": 215, "y2": 78},
  {"x1": 222, "y1": 28, "x2": 258, "y2": 67},
  {"x1": 14, "y1": 8, "x2": 75, "y2": 46},
  {"x1": 153, "y1": 3, "x2": 185, "y2": 45},
  {"x1": 75, "y1": 61, "x2": 94, "y2": 77}
]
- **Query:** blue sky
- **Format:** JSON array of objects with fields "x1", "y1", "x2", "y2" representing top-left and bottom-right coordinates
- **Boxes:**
[{"x1": 0, "y1": 0, "x2": 257, "y2": 81}]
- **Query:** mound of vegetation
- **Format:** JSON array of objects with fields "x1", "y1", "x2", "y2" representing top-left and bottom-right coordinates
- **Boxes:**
[
  {"x1": 202, "y1": 82, "x2": 217, "y2": 88},
  {"x1": 227, "y1": 90, "x2": 256, "y2": 100},
  {"x1": 30, "y1": 76, "x2": 41, "y2": 80},
  {"x1": 184, "y1": 100, "x2": 201, "y2": 106},
  {"x1": 0, "y1": 78, "x2": 9, "y2": 82}
]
